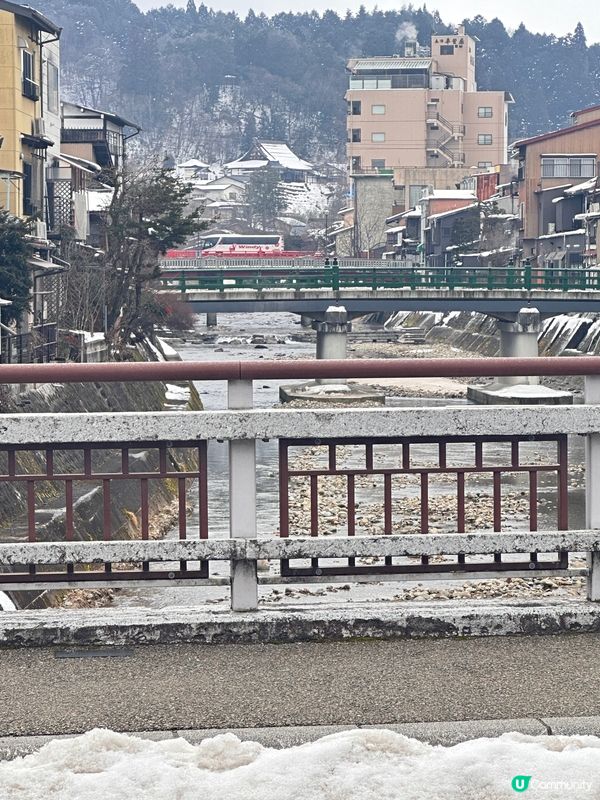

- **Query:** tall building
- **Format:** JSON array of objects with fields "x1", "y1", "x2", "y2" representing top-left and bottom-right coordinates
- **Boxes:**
[
  {"x1": 0, "y1": 0, "x2": 61, "y2": 224},
  {"x1": 346, "y1": 26, "x2": 513, "y2": 177}
]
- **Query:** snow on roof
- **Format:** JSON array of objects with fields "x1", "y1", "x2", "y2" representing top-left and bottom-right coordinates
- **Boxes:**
[
  {"x1": 258, "y1": 141, "x2": 313, "y2": 172},
  {"x1": 426, "y1": 190, "x2": 477, "y2": 200},
  {"x1": 0, "y1": 297, "x2": 11, "y2": 306},
  {"x1": 402, "y1": 209, "x2": 422, "y2": 218},
  {"x1": 349, "y1": 57, "x2": 432, "y2": 71},
  {"x1": 227, "y1": 140, "x2": 313, "y2": 173},
  {"x1": 225, "y1": 159, "x2": 269, "y2": 170},
  {"x1": 58, "y1": 153, "x2": 102, "y2": 175},
  {"x1": 537, "y1": 228, "x2": 585, "y2": 240},
  {"x1": 178, "y1": 159, "x2": 209, "y2": 168},
  {"x1": 536, "y1": 183, "x2": 572, "y2": 193},
  {"x1": 564, "y1": 177, "x2": 597, "y2": 195},
  {"x1": 87, "y1": 190, "x2": 113, "y2": 212},
  {"x1": 428, "y1": 203, "x2": 479, "y2": 222},
  {"x1": 386, "y1": 225, "x2": 406, "y2": 234}
]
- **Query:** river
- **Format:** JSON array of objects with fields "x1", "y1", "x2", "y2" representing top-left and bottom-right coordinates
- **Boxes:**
[{"x1": 114, "y1": 312, "x2": 586, "y2": 609}]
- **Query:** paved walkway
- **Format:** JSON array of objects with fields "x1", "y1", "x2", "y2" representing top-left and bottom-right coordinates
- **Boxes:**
[{"x1": 3, "y1": 634, "x2": 600, "y2": 737}]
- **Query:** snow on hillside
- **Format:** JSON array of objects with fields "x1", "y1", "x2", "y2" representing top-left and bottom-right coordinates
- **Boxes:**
[
  {"x1": 1, "y1": 727, "x2": 599, "y2": 799},
  {"x1": 281, "y1": 182, "x2": 333, "y2": 218}
]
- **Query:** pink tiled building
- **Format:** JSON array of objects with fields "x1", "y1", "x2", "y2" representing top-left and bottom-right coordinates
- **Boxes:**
[{"x1": 346, "y1": 26, "x2": 513, "y2": 175}]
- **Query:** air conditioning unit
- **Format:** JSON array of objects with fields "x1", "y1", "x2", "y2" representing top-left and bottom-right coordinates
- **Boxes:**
[
  {"x1": 32, "y1": 117, "x2": 46, "y2": 138},
  {"x1": 547, "y1": 222, "x2": 556, "y2": 234},
  {"x1": 32, "y1": 220, "x2": 47, "y2": 240}
]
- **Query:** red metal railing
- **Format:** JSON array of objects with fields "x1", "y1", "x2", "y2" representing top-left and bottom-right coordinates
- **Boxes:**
[
  {"x1": 0, "y1": 440, "x2": 208, "y2": 586},
  {"x1": 1, "y1": 356, "x2": 600, "y2": 384},
  {"x1": 279, "y1": 435, "x2": 569, "y2": 578}
]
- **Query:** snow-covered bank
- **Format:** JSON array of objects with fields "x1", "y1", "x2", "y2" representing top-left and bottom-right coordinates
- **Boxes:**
[{"x1": 1, "y1": 727, "x2": 597, "y2": 799}]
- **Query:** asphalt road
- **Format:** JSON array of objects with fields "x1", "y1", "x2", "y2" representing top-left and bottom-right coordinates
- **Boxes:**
[{"x1": 2, "y1": 634, "x2": 600, "y2": 737}]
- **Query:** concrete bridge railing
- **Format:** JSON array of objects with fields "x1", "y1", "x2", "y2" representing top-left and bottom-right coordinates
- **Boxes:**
[{"x1": 2, "y1": 358, "x2": 600, "y2": 611}]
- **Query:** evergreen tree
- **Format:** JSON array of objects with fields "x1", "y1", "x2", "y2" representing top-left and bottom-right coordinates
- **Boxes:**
[
  {"x1": 0, "y1": 212, "x2": 33, "y2": 325},
  {"x1": 245, "y1": 168, "x2": 287, "y2": 230}
]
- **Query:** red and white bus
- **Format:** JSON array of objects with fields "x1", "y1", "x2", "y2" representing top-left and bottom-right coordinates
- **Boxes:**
[
  {"x1": 199, "y1": 233, "x2": 284, "y2": 257},
  {"x1": 165, "y1": 234, "x2": 317, "y2": 260}
]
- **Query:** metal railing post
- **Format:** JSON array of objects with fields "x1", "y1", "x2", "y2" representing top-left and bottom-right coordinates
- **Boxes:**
[
  {"x1": 228, "y1": 378, "x2": 258, "y2": 611},
  {"x1": 585, "y1": 375, "x2": 600, "y2": 600}
]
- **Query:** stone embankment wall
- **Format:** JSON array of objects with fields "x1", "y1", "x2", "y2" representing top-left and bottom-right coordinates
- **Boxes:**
[
  {"x1": 0, "y1": 341, "x2": 201, "y2": 609},
  {"x1": 383, "y1": 310, "x2": 600, "y2": 359}
]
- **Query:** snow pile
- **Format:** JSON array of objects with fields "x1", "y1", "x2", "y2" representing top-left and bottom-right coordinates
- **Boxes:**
[{"x1": 1, "y1": 728, "x2": 599, "y2": 799}]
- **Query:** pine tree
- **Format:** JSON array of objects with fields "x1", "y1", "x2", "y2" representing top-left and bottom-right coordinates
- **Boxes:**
[{"x1": 186, "y1": 0, "x2": 197, "y2": 15}]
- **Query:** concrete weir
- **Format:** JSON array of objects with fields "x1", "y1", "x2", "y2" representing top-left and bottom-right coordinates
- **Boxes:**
[{"x1": 468, "y1": 308, "x2": 573, "y2": 405}]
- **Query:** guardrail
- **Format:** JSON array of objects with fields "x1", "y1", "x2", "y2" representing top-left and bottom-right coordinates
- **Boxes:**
[
  {"x1": 158, "y1": 264, "x2": 600, "y2": 294},
  {"x1": 1, "y1": 358, "x2": 600, "y2": 611}
]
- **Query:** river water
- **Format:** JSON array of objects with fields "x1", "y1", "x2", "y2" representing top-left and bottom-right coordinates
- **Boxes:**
[{"x1": 114, "y1": 312, "x2": 586, "y2": 609}]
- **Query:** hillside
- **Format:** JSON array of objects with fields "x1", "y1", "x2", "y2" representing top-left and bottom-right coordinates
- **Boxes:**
[{"x1": 34, "y1": 1, "x2": 600, "y2": 165}]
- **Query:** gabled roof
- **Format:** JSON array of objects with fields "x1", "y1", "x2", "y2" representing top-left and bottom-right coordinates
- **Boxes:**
[
  {"x1": 512, "y1": 117, "x2": 600, "y2": 149},
  {"x1": 228, "y1": 139, "x2": 313, "y2": 173},
  {"x1": 61, "y1": 101, "x2": 141, "y2": 132},
  {"x1": 178, "y1": 159, "x2": 209, "y2": 168},
  {"x1": 0, "y1": 1, "x2": 61, "y2": 37}
]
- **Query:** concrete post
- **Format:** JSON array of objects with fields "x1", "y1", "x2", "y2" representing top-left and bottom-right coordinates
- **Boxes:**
[
  {"x1": 497, "y1": 308, "x2": 541, "y2": 386},
  {"x1": 300, "y1": 315, "x2": 312, "y2": 328},
  {"x1": 313, "y1": 305, "x2": 351, "y2": 385},
  {"x1": 228, "y1": 379, "x2": 258, "y2": 611},
  {"x1": 206, "y1": 313, "x2": 218, "y2": 328},
  {"x1": 585, "y1": 376, "x2": 600, "y2": 601}
]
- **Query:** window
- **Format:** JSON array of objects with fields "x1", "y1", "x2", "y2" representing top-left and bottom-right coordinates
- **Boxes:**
[
  {"x1": 371, "y1": 159, "x2": 386, "y2": 168},
  {"x1": 371, "y1": 104, "x2": 386, "y2": 115},
  {"x1": 351, "y1": 129, "x2": 361, "y2": 143},
  {"x1": 478, "y1": 162, "x2": 493, "y2": 169},
  {"x1": 478, "y1": 134, "x2": 493, "y2": 145},
  {"x1": 22, "y1": 50, "x2": 38, "y2": 101},
  {"x1": 47, "y1": 62, "x2": 59, "y2": 114},
  {"x1": 23, "y1": 162, "x2": 33, "y2": 216},
  {"x1": 371, "y1": 132, "x2": 385, "y2": 142},
  {"x1": 348, "y1": 100, "x2": 361, "y2": 115},
  {"x1": 440, "y1": 45, "x2": 454, "y2": 55},
  {"x1": 541, "y1": 156, "x2": 596, "y2": 179},
  {"x1": 478, "y1": 106, "x2": 493, "y2": 118},
  {"x1": 409, "y1": 184, "x2": 428, "y2": 207}
]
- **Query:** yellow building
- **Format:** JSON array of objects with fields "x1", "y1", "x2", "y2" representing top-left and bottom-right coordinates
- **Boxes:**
[{"x1": 0, "y1": 1, "x2": 61, "y2": 222}]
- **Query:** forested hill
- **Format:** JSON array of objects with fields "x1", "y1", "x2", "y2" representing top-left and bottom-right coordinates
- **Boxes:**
[{"x1": 34, "y1": 1, "x2": 600, "y2": 165}]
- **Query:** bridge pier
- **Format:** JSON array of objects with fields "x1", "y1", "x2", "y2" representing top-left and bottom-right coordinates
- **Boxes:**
[
  {"x1": 280, "y1": 306, "x2": 384, "y2": 403},
  {"x1": 206, "y1": 313, "x2": 218, "y2": 328},
  {"x1": 497, "y1": 309, "x2": 541, "y2": 387},
  {"x1": 468, "y1": 308, "x2": 572, "y2": 405},
  {"x1": 314, "y1": 306, "x2": 350, "y2": 385}
]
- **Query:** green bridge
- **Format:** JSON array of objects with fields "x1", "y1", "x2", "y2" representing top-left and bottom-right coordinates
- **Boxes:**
[{"x1": 158, "y1": 259, "x2": 600, "y2": 315}]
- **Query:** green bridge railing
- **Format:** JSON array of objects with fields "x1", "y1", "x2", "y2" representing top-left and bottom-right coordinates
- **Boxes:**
[{"x1": 159, "y1": 263, "x2": 600, "y2": 294}]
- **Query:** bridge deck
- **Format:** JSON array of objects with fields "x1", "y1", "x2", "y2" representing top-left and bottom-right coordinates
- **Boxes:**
[
  {"x1": 159, "y1": 262, "x2": 600, "y2": 314},
  {"x1": 2, "y1": 624, "x2": 600, "y2": 736}
]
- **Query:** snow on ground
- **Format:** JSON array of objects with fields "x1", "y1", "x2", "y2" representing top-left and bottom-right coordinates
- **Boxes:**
[
  {"x1": 1, "y1": 728, "x2": 599, "y2": 799},
  {"x1": 0, "y1": 591, "x2": 15, "y2": 611}
]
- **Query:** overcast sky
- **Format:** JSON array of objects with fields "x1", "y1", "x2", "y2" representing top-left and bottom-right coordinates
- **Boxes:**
[{"x1": 133, "y1": 0, "x2": 600, "y2": 43}]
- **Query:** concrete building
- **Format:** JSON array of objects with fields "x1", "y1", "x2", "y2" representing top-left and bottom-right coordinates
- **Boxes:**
[
  {"x1": 513, "y1": 106, "x2": 600, "y2": 261},
  {"x1": 346, "y1": 26, "x2": 512, "y2": 175}
]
